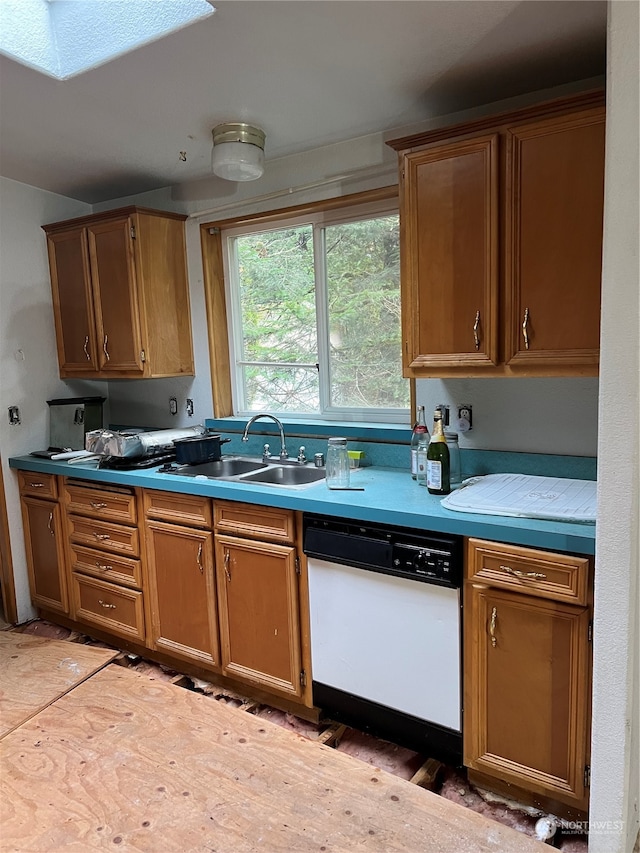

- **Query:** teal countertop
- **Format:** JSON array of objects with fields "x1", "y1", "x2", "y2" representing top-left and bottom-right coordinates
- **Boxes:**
[{"x1": 9, "y1": 455, "x2": 596, "y2": 556}]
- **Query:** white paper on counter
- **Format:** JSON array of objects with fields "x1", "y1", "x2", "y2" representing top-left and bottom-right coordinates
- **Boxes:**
[{"x1": 440, "y1": 473, "x2": 597, "y2": 523}]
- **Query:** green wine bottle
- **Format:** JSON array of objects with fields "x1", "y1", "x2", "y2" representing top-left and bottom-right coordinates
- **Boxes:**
[{"x1": 426, "y1": 409, "x2": 451, "y2": 495}]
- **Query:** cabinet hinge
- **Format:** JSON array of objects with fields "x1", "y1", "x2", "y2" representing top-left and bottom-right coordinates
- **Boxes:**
[
  {"x1": 295, "y1": 555, "x2": 301, "y2": 575},
  {"x1": 140, "y1": 350, "x2": 146, "y2": 362},
  {"x1": 130, "y1": 225, "x2": 136, "y2": 239},
  {"x1": 588, "y1": 620, "x2": 593, "y2": 643},
  {"x1": 584, "y1": 765, "x2": 591, "y2": 788},
  {"x1": 300, "y1": 669, "x2": 307, "y2": 688}
]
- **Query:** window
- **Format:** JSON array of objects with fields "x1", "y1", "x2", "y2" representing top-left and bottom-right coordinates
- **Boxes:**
[{"x1": 221, "y1": 196, "x2": 409, "y2": 422}]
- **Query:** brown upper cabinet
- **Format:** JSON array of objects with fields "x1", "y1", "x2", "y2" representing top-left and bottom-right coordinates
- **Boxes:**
[
  {"x1": 387, "y1": 91, "x2": 605, "y2": 378},
  {"x1": 43, "y1": 207, "x2": 195, "y2": 379}
]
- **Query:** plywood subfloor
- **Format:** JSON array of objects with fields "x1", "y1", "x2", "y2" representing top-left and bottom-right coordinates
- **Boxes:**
[
  {"x1": 0, "y1": 664, "x2": 546, "y2": 853},
  {"x1": 0, "y1": 631, "x2": 117, "y2": 739}
]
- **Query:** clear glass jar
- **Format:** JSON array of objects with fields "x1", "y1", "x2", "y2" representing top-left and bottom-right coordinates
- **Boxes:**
[
  {"x1": 325, "y1": 437, "x2": 350, "y2": 489},
  {"x1": 445, "y1": 431, "x2": 461, "y2": 487}
]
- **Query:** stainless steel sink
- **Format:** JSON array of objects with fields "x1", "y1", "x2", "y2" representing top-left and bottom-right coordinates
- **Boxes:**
[
  {"x1": 166, "y1": 458, "x2": 268, "y2": 478},
  {"x1": 162, "y1": 455, "x2": 325, "y2": 489},
  {"x1": 240, "y1": 465, "x2": 326, "y2": 487}
]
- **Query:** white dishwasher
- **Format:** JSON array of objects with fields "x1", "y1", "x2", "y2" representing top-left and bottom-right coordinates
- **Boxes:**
[{"x1": 304, "y1": 514, "x2": 463, "y2": 764}]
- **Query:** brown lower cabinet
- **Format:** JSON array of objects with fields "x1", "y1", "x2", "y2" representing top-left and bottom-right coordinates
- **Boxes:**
[
  {"x1": 214, "y1": 501, "x2": 304, "y2": 701},
  {"x1": 19, "y1": 470, "x2": 68, "y2": 615},
  {"x1": 144, "y1": 490, "x2": 219, "y2": 668},
  {"x1": 64, "y1": 479, "x2": 145, "y2": 643},
  {"x1": 464, "y1": 538, "x2": 593, "y2": 812}
]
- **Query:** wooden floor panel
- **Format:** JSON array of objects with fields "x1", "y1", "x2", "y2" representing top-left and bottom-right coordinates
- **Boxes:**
[
  {"x1": 0, "y1": 664, "x2": 545, "y2": 852},
  {"x1": 0, "y1": 632, "x2": 117, "y2": 739}
]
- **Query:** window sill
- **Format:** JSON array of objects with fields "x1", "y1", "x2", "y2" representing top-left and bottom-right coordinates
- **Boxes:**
[{"x1": 204, "y1": 417, "x2": 409, "y2": 444}]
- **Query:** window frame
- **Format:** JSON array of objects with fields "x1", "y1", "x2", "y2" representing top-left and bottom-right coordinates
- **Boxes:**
[{"x1": 199, "y1": 186, "x2": 414, "y2": 424}]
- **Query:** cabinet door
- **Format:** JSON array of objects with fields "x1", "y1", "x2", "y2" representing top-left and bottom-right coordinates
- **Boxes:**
[
  {"x1": 215, "y1": 535, "x2": 302, "y2": 698},
  {"x1": 21, "y1": 497, "x2": 68, "y2": 614},
  {"x1": 464, "y1": 584, "x2": 591, "y2": 808},
  {"x1": 46, "y1": 228, "x2": 99, "y2": 375},
  {"x1": 87, "y1": 217, "x2": 145, "y2": 374},
  {"x1": 505, "y1": 109, "x2": 605, "y2": 368},
  {"x1": 401, "y1": 134, "x2": 499, "y2": 371},
  {"x1": 146, "y1": 521, "x2": 219, "y2": 667}
]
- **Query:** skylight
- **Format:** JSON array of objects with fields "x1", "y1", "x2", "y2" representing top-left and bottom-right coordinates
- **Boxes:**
[{"x1": 0, "y1": 0, "x2": 215, "y2": 81}]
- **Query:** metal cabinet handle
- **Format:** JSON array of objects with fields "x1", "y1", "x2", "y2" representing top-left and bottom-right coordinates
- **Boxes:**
[
  {"x1": 94, "y1": 533, "x2": 110, "y2": 541},
  {"x1": 197, "y1": 543, "x2": 204, "y2": 575},
  {"x1": 29, "y1": 482, "x2": 44, "y2": 488},
  {"x1": 522, "y1": 308, "x2": 530, "y2": 350},
  {"x1": 499, "y1": 564, "x2": 547, "y2": 580},
  {"x1": 48, "y1": 512, "x2": 55, "y2": 536},
  {"x1": 103, "y1": 335, "x2": 110, "y2": 361},
  {"x1": 489, "y1": 606, "x2": 497, "y2": 648},
  {"x1": 224, "y1": 550, "x2": 231, "y2": 582},
  {"x1": 83, "y1": 335, "x2": 90, "y2": 360},
  {"x1": 98, "y1": 599, "x2": 116, "y2": 610},
  {"x1": 90, "y1": 502, "x2": 108, "y2": 510},
  {"x1": 95, "y1": 561, "x2": 113, "y2": 572},
  {"x1": 473, "y1": 310, "x2": 481, "y2": 351}
]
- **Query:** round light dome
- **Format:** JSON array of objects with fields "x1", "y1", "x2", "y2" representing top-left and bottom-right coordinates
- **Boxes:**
[{"x1": 211, "y1": 123, "x2": 265, "y2": 182}]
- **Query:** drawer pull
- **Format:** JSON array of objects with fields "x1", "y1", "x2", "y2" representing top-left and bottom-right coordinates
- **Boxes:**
[
  {"x1": 489, "y1": 606, "x2": 497, "y2": 648},
  {"x1": 224, "y1": 550, "x2": 231, "y2": 582},
  {"x1": 97, "y1": 599, "x2": 116, "y2": 610},
  {"x1": 197, "y1": 543, "x2": 204, "y2": 575},
  {"x1": 29, "y1": 481, "x2": 45, "y2": 488},
  {"x1": 522, "y1": 307, "x2": 531, "y2": 350},
  {"x1": 94, "y1": 533, "x2": 111, "y2": 541},
  {"x1": 95, "y1": 561, "x2": 113, "y2": 572},
  {"x1": 473, "y1": 310, "x2": 481, "y2": 351},
  {"x1": 499, "y1": 564, "x2": 547, "y2": 580},
  {"x1": 90, "y1": 501, "x2": 108, "y2": 510}
]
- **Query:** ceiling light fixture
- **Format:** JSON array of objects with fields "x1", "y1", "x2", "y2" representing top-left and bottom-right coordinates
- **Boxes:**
[{"x1": 211, "y1": 123, "x2": 266, "y2": 181}]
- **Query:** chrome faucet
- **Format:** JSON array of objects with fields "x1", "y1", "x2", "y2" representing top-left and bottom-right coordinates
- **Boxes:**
[{"x1": 242, "y1": 414, "x2": 288, "y2": 461}]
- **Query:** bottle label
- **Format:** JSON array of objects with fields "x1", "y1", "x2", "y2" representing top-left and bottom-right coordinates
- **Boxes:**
[
  {"x1": 411, "y1": 448, "x2": 418, "y2": 476},
  {"x1": 416, "y1": 448, "x2": 428, "y2": 485},
  {"x1": 427, "y1": 460, "x2": 442, "y2": 490}
]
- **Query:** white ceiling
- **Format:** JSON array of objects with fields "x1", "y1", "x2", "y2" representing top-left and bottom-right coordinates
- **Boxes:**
[{"x1": 0, "y1": 0, "x2": 607, "y2": 204}]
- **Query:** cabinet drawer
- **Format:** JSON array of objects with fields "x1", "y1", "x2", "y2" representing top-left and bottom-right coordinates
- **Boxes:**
[
  {"x1": 214, "y1": 501, "x2": 295, "y2": 543},
  {"x1": 18, "y1": 470, "x2": 58, "y2": 499},
  {"x1": 67, "y1": 514, "x2": 139, "y2": 557},
  {"x1": 68, "y1": 543, "x2": 142, "y2": 589},
  {"x1": 72, "y1": 573, "x2": 145, "y2": 642},
  {"x1": 143, "y1": 489, "x2": 212, "y2": 528},
  {"x1": 64, "y1": 482, "x2": 137, "y2": 523},
  {"x1": 467, "y1": 538, "x2": 590, "y2": 604}
]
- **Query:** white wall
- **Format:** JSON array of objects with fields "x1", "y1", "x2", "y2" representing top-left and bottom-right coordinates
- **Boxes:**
[
  {"x1": 590, "y1": 2, "x2": 640, "y2": 852},
  {"x1": 0, "y1": 177, "x2": 105, "y2": 622},
  {"x1": 416, "y1": 377, "x2": 598, "y2": 456}
]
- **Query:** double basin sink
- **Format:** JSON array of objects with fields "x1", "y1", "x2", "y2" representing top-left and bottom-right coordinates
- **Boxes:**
[{"x1": 162, "y1": 455, "x2": 326, "y2": 490}]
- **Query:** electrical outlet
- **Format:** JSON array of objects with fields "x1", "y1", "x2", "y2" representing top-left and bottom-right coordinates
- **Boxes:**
[
  {"x1": 457, "y1": 405, "x2": 472, "y2": 432},
  {"x1": 186, "y1": 399, "x2": 194, "y2": 417},
  {"x1": 169, "y1": 397, "x2": 178, "y2": 416},
  {"x1": 8, "y1": 406, "x2": 21, "y2": 425}
]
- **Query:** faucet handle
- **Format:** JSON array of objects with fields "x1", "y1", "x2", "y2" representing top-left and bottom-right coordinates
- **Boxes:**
[
  {"x1": 297, "y1": 445, "x2": 307, "y2": 464},
  {"x1": 262, "y1": 443, "x2": 271, "y2": 461}
]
